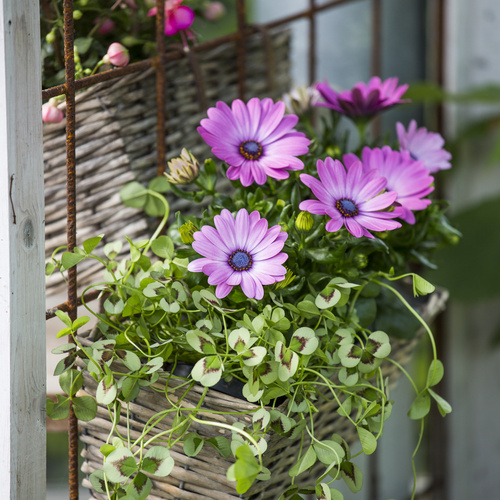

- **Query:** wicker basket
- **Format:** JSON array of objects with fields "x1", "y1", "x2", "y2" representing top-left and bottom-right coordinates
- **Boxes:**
[
  {"x1": 78, "y1": 290, "x2": 448, "y2": 500},
  {"x1": 43, "y1": 28, "x2": 292, "y2": 299}
]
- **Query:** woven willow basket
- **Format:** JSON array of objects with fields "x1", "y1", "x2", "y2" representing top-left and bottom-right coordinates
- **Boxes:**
[
  {"x1": 43, "y1": 28, "x2": 291, "y2": 300},
  {"x1": 78, "y1": 290, "x2": 448, "y2": 500}
]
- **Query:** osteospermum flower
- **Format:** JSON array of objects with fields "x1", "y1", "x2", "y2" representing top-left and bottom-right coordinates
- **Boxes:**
[
  {"x1": 299, "y1": 158, "x2": 401, "y2": 238},
  {"x1": 197, "y1": 98, "x2": 310, "y2": 186},
  {"x1": 397, "y1": 120, "x2": 452, "y2": 173},
  {"x1": 188, "y1": 209, "x2": 288, "y2": 299},
  {"x1": 148, "y1": 0, "x2": 195, "y2": 36},
  {"x1": 315, "y1": 76, "x2": 409, "y2": 120},
  {"x1": 343, "y1": 146, "x2": 434, "y2": 224}
]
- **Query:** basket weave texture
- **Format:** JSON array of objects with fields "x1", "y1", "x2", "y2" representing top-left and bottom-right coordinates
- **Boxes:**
[
  {"x1": 43, "y1": 28, "x2": 291, "y2": 298},
  {"x1": 78, "y1": 290, "x2": 448, "y2": 500}
]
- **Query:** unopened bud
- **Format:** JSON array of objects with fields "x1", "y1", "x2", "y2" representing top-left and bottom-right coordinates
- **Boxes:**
[
  {"x1": 276, "y1": 199, "x2": 286, "y2": 209},
  {"x1": 104, "y1": 42, "x2": 129, "y2": 67},
  {"x1": 203, "y1": 2, "x2": 226, "y2": 21},
  {"x1": 165, "y1": 148, "x2": 200, "y2": 185},
  {"x1": 46, "y1": 29, "x2": 56, "y2": 44},
  {"x1": 283, "y1": 85, "x2": 320, "y2": 116},
  {"x1": 295, "y1": 211, "x2": 314, "y2": 233},
  {"x1": 42, "y1": 98, "x2": 64, "y2": 124},
  {"x1": 275, "y1": 268, "x2": 295, "y2": 290},
  {"x1": 73, "y1": 10, "x2": 83, "y2": 20},
  {"x1": 179, "y1": 221, "x2": 198, "y2": 244},
  {"x1": 353, "y1": 254, "x2": 368, "y2": 269}
]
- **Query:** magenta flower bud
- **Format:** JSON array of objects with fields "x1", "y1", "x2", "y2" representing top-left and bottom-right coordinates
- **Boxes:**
[
  {"x1": 95, "y1": 17, "x2": 115, "y2": 36},
  {"x1": 103, "y1": 43, "x2": 130, "y2": 67},
  {"x1": 203, "y1": 2, "x2": 226, "y2": 21},
  {"x1": 42, "y1": 99, "x2": 64, "y2": 124}
]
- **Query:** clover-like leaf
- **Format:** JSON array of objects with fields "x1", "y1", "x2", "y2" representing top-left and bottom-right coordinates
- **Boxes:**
[
  {"x1": 338, "y1": 367, "x2": 359, "y2": 387},
  {"x1": 191, "y1": 356, "x2": 223, "y2": 387},
  {"x1": 115, "y1": 350, "x2": 141, "y2": 372},
  {"x1": 341, "y1": 461, "x2": 363, "y2": 493},
  {"x1": 357, "y1": 427, "x2": 377, "y2": 455},
  {"x1": 226, "y1": 444, "x2": 261, "y2": 494},
  {"x1": 103, "y1": 447, "x2": 138, "y2": 483},
  {"x1": 142, "y1": 446, "x2": 175, "y2": 477},
  {"x1": 290, "y1": 327, "x2": 318, "y2": 355},
  {"x1": 186, "y1": 330, "x2": 217, "y2": 355},
  {"x1": 315, "y1": 284, "x2": 341, "y2": 310},
  {"x1": 126, "y1": 471, "x2": 153, "y2": 500},
  {"x1": 289, "y1": 446, "x2": 317, "y2": 477},
  {"x1": 338, "y1": 344, "x2": 362, "y2": 368},
  {"x1": 408, "y1": 391, "x2": 431, "y2": 419},
  {"x1": 242, "y1": 346, "x2": 267, "y2": 366},
  {"x1": 413, "y1": 274, "x2": 435, "y2": 296},
  {"x1": 151, "y1": 235, "x2": 175, "y2": 260},
  {"x1": 257, "y1": 361, "x2": 279, "y2": 385},
  {"x1": 365, "y1": 331, "x2": 391, "y2": 359},
  {"x1": 72, "y1": 395, "x2": 97, "y2": 422},
  {"x1": 89, "y1": 470, "x2": 107, "y2": 494},
  {"x1": 275, "y1": 341, "x2": 299, "y2": 381},
  {"x1": 228, "y1": 328, "x2": 250, "y2": 353},
  {"x1": 242, "y1": 383, "x2": 264, "y2": 403},
  {"x1": 426, "y1": 359, "x2": 444, "y2": 387},
  {"x1": 171, "y1": 281, "x2": 187, "y2": 302},
  {"x1": 96, "y1": 378, "x2": 118, "y2": 406},
  {"x1": 313, "y1": 440, "x2": 345, "y2": 466},
  {"x1": 428, "y1": 388, "x2": 452, "y2": 416}
]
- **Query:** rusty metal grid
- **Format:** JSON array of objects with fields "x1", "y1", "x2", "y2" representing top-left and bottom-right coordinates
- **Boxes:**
[{"x1": 43, "y1": 1, "x2": 391, "y2": 498}]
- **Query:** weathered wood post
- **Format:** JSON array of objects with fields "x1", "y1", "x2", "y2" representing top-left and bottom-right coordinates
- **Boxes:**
[{"x1": 0, "y1": 0, "x2": 46, "y2": 498}]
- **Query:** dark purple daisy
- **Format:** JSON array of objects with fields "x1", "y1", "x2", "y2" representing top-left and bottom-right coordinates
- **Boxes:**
[
  {"x1": 187, "y1": 209, "x2": 288, "y2": 299},
  {"x1": 315, "y1": 76, "x2": 409, "y2": 120},
  {"x1": 299, "y1": 157, "x2": 401, "y2": 239},
  {"x1": 197, "y1": 98, "x2": 310, "y2": 186},
  {"x1": 397, "y1": 120, "x2": 452, "y2": 173},
  {"x1": 343, "y1": 146, "x2": 434, "y2": 224}
]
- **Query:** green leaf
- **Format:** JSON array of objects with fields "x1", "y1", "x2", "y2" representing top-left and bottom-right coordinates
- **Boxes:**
[
  {"x1": 357, "y1": 427, "x2": 377, "y2": 455},
  {"x1": 100, "y1": 444, "x2": 115, "y2": 457},
  {"x1": 46, "y1": 395, "x2": 70, "y2": 420},
  {"x1": 184, "y1": 433, "x2": 204, "y2": 457},
  {"x1": 186, "y1": 330, "x2": 217, "y2": 355},
  {"x1": 413, "y1": 274, "x2": 436, "y2": 296},
  {"x1": 290, "y1": 327, "x2": 318, "y2": 355},
  {"x1": 126, "y1": 472, "x2": 152, "y2": 500},
  {"x1": 289, "y1": 446, "x2": 317, "y2": 477},
  {"x1": 120, "y1": 182, "x2": 148, "y2": 209},
  {"x1": 96, "y1": 378, "x2": 118, "y2": 406},
  {"x1": 72, "y1": 396, "x2": 97, "y2": 421},
  {"x1": 228, "y1": 328, "x2": 250, "y2": 353},
  {"x1": 428, "y1": 388, "x2": 452, "y2": 416},
  {"x1": 408, "y1": 392, "x2": 431, "y2": 419},
  {"x1": 191, "y1": 356, "x2": 223, "y2": 387},
  {"x1": 242, "y1": 346, "x2": 267, "y2": 367},
  {"x1": 141, "y1": 357, "x2": 163, "y2": 374},
  {"x1": 74, "y1": 36, "x2": 93, "y2": 54},
  {"x1": 366, "y1": 331, "x2": 391, "y2": 359},
  {"x1": 89, "y1": 470, "x2": 107, "y2": 493},
  {"x1": 55, "y1": 310, "x2": 72, "y2": 328},
  {"x1": 142, "y1": 446, "x2": 175, "y2": 477},
  {"x1": 103, "y1": 448, "x2": 138, "y2": 483},
  {"x1": 206, "y1": 436, "x2": 231, "y2": 458},
  {"x1": 104, "y1": 241, "x2": 123, "y2": 259},
  {"x1": 338, "y1": 344, "x2": 362, "y2": 368},
  {"x1": 227, "y1": 444, "x2": 261, "y2": 494},
  {"x1": 315, "y1": 284, "x2": 341, "y2": 309},
  {"x1": 72, "y1": 316, "x2": 90, "y2": 330},
  {"x1": 275, "y1": 342, "x2": 299, "y2": 381},
  {"x1": 121, "y1": 377, "x2": 140, "y2": 402},
  {"x1": 148, "y1": 176, "x2": 171, "y2": 193},
  {"x1": 61, "y1": 251, "x2": 86, "y2": 270},
  {"x1": 151, "y1": 236, "x2": 174, "y2": 259},
  {"x1": 56, "y1": 326, "x2": 72, "y2": 339},
  {"x1": 341, "y1": 461, "x2": 363, "y2": 493},
  {"x1": 426, "y1": 359, "x2": 444, "y2": 387},
  {"x1": 313, "y1": 440, "x2": 345, "y2": 465},
  {"x1": 297, "y1": 300, "x2": 320, "y2": 318},
  {"x1": 115, "y1": 350, "x2": 141, "y2": 372},
  {"x1": 83, "y1": 235, "x2": 103, "y2": 254},
  {"x1": 59, "y1": 369, "x2": 83, "y2": 397}
]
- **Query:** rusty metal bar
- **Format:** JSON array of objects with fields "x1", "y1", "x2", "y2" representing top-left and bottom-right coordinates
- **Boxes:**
[
  {"x1": 155, "y1": 0, "x2": 167, "y2": 176},
  {"x1": 62, "y1": 0, "x2": 79, "y2": 498},
  {"x1": 308, "y1": 0, "x2": 317, "y2": 85},
  {"x1": 236, "y1": 0, "x2": 247, "y2": 100}
]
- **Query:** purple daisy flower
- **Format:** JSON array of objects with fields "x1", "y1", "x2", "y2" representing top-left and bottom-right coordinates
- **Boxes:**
[
  {"x1": 187, "y1": 208, "x2": 288, "y2": 299},
  {"x1": 396, "y1": 120, "x2": 452, "y2": 173},
  {"x1": 197, "y1": 98, "x2": 310, "y2": 187},
  {"x1": 343, "y1": 146, "x2": 434, "y2": 224},
  {"x1": 315, "y1": 76, "x2": 409, "y2": 120},
  {"x1": 299, "y1": 157, "x2": 401, "y2": 239}
]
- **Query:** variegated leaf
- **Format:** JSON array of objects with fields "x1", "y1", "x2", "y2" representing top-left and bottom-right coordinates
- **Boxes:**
[
  {"x1": 242, "y1": 346, "x2": 267, "y2": 366},
  {"x1": 186, "y1": 330, "x2": 217, "y2": 355},
  {"x1": 103, "y1": 447, "x2": 137, "y2": 483},
  {"x1": 142, "y1": 446, "x2": 175, "y2": 477},
  {"x1": 191, "y1": 356, "x2": 223, "y2": 386},
  {"x1": 228, "y1": 328, "x2": 250, "y2": 353},
  {"x1": 274, "y1": 342, "x2": 299, "y2": 381},
  {"x1": 290, "y1": 327, "x2": 318, "y2": 355}
]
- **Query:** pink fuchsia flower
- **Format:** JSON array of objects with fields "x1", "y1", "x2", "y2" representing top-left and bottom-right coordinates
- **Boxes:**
[
  {"x1": 148, "y1": 0, "x2": 195, "y2": 36},
  {"x1": 397, "y1": 120, "x2": 452, "y2": 173},
  {"x1": 299, "y1": 158, "x2": 401, "y2": 239},
  {"x1": 188, "y1": 209, "x2": 288, "y2": 299},
  {"x1": 344, "y1": 146, "x2": 434, "y2": 224},
  {"x1": 203, "y1": 2, "x2": 226, "y2": 21},
  {"x1": 103, "y1": 43, "x2": 129, "y2": 67},
  {"x1": 315, "y1": 76, "x2": 409, "y2": 120},
  {"x1": 198, "y1": 98, "x2": 310, "y2": 186},
  {"x1": 42, "y1": 99, "x2": 64, "y2": 124}
]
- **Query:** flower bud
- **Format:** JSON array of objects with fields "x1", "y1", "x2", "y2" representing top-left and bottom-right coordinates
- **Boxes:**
[
  {"x1": 179, "y1": 221, "x2": 198, "y2": 244},
  {"x1": 95, "y1": 17, "x2": 115, "y2": 36},
  {"x1": 73, "y1": 10, "x2": 83, "y2": 20},
  {"x1": 275, "y1": 268, "x2": 295, "y2": 290},
  {"x1": 42, "y1": 98, "x2": 64, "y2": 124},
  {"x1": 203, "y1": 2, "x2": 226, "y2": 21},
  {"x1": 276, "y1": 199, "x2": 286, "y2": 209},
  {"x1": 283, "y1": 86, "x2": 320, "y2": 116},
  {"x1": 165, "y1": 148, "x2": 200, "y2": 184},
  {"x1": 103, "y1": 42, "x2": 130, "y2": 67},
  {"x1": 46, "y1": 29, "x2": 56, "y2": 44},
  {"x1": 295, "y1": 211, "x2": 314, "y2": 233},
  {"x1": 353, "y1": 254, "x2": 368, "y2": 269}
]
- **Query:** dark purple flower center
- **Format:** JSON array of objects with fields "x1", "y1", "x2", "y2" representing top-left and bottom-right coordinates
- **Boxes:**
[
  {"x1": 239, "y1": 140, "x2": 263, "y2": 160},
  {"x1": 336, "y1": 198, "x2": 359, "y2": 217},
  {"x1": 228, "y1": 249, "x2": 253, "y2": 271}
]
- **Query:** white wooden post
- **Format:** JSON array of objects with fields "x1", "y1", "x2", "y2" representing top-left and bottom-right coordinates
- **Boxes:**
[{"x1": 0, "y1": 0, "x2": 46, "y2": 498}]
